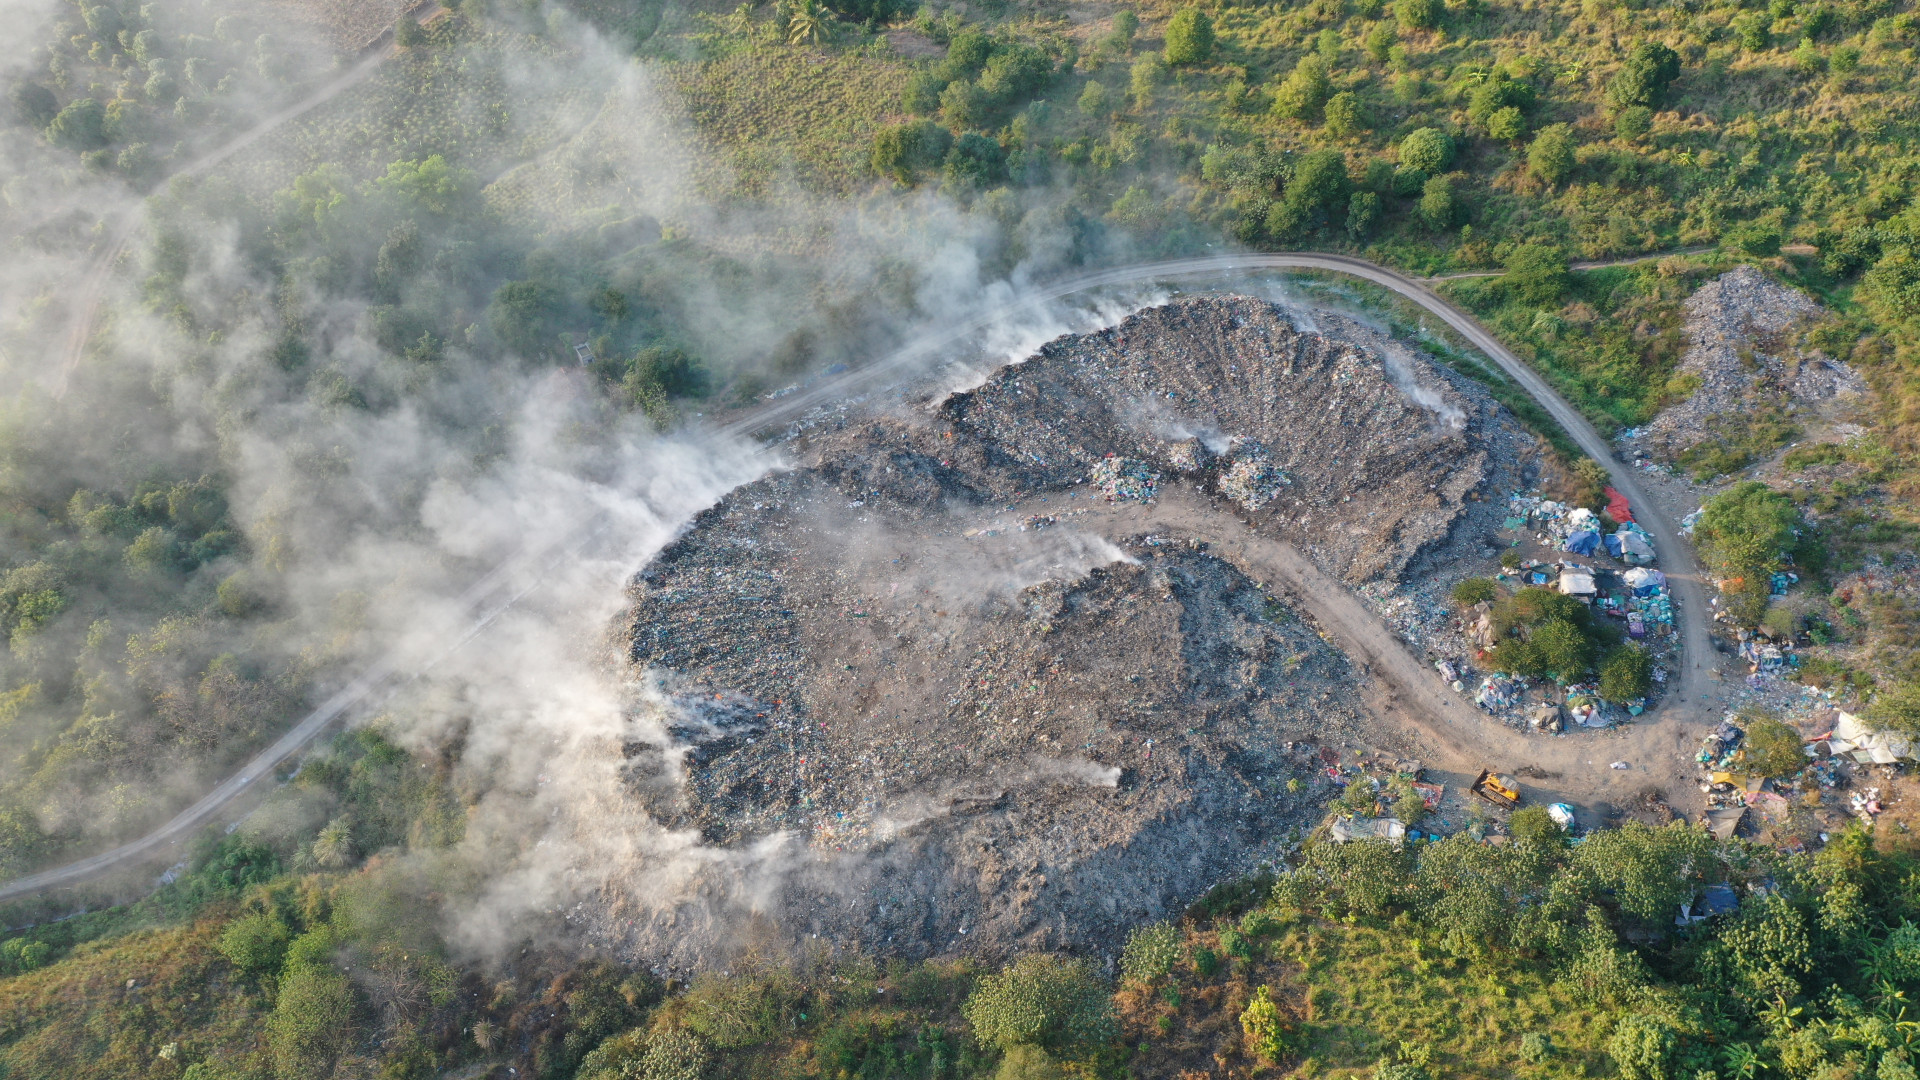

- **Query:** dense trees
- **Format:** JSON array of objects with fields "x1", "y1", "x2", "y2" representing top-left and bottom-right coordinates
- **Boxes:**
[{"x1": 1163, "y1": 7, "x2": 1214, "y2": 67}]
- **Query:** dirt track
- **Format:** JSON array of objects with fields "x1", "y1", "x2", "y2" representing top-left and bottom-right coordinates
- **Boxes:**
[{"x1": 1063, "y1": 486, "x2": 1709, "y2": 822}]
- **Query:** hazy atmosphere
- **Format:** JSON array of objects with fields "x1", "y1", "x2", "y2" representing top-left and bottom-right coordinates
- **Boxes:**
[{"x1": 2, "y1": 0, "x2": 1920, "y2": 1075}]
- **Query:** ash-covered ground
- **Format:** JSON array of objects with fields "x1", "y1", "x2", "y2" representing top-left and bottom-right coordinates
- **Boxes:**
[{"x1": 604, "y1": 295, "x2": 1534, "y2": 962}]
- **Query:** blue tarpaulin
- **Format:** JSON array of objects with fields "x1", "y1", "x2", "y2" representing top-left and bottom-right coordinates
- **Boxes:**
[{"x1": 1562, "y1": 530, "x2": 1601, "y2": 556}]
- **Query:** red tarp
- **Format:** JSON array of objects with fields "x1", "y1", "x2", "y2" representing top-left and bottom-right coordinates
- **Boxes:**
[{"x1": 1605, "y1": 486, "x2": 1634, "y2": 523}]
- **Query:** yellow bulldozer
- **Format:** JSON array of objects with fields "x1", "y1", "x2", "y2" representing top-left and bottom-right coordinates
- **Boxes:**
[{"x1": 1471, "y1": 769, "x2": 1522, "y2": 808}]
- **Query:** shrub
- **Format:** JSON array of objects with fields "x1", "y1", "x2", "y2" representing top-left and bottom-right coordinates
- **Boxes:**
[
  {"x1": 1272, "y1": 56, "x2": 1331, "y2": 122},
  {"x1": 1240, "y1": 985, "x2": 1291, "y2": 1062},
  {"x1": 1503, "y1": 243, "x2": 1570, "y2": 306},
  {"x1": 218, "y1": 911, "x2": 291, "y2": 977},
  {"x1": 1605, "y1": 42, "x2": 1681, "y2": 110},
  {"x1": 1487, "y1": 105, "x2": 1527, "y2": 141},
  {"x1": 269, "y1": 967, "x2": 356, "y2": 1079},
  {"x1": 1395, "y1": 0, "x2": 1439, "y2": 31},
  {"x1": 1742, "y1": 710, "x2": 1809, "y2": 777},
  {"x1": 872, "y1": 119, "x2": 952, "y2": 182},
  {"x1": 1399, "y1": 127, "x2": 1452, "y2": 173},
  {"x1": 1164, "y1": 7, "x2": 1214, "y2": 66},
  {"x1": 47, "y1": 98, "x2": 108, "y2": 149},
  {"x1": 1324, "y1": 90, "x2": 1366, "y2": 136},
  {"x1": 962, "y1": 954, "x2": 1116, "y2": 1052},
  {"x1": 1608, "y1": 1014, "x2": 1677, "y2": 1080},
  {"x1": 1120, "y1": 922, "x2": 1180, "y2": 983},
  {"x1": 1599, "y1": 644, "x2": 1653, "y2": 702},
  {"x1": 1365, "y1": 21, "x2": 1397, "y2": 62},
  {"x1": 1285, "y1": 148, "x2": 1349, "y2": 218},
  {"x1": 1347, "y1": 191, "x2": 1381, "y2": 237},
  {"x1": 1528, "y1": 124, "x2": 1576, "y2": 185},
  {"x1": 681, "y1": 967, "x2": 798, "y2": 1048}
]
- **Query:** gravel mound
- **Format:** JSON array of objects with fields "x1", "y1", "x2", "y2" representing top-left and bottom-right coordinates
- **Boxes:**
[
  {"x1": 600, "y1": 295, "x2": 1532, "y2": 963},
  {"x1": 1640, "y1": 267, "x2": 1867, "y2": 457}
]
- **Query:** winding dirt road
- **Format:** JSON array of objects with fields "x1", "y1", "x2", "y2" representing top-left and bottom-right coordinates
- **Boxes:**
[{"x1": 3, "y1": 251, "x2": 1719, "y2": 901}]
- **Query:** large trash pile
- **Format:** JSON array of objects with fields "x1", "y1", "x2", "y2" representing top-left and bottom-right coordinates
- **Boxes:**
[
  {"x1": 612, "y1": 294, "x2": 1536, "y2": 960},
  {"x1": 1508, "y1": 493, "x2": 1658, "y2": 567}
]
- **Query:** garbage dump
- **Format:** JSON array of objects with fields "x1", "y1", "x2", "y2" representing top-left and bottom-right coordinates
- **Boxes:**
[{"x1": 614, "y1": 293, "x2": 1539, "y2": 959}]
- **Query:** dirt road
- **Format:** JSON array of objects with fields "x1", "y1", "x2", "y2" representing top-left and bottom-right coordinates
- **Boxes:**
[{"x1": 1050, "y1": 488, "x2": 1707, "y2": 821}]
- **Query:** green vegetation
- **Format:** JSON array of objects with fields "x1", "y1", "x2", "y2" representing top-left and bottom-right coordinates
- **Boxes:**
[
  {"x1": 1485, "y1": 586, "x2": 1632, "y2": 690},
  {"x1": 1694, "y1": 481, "x2": 1822, "y2": 625}
]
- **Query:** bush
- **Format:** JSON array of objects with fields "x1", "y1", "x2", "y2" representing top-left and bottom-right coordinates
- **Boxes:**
[
  {"x1": 1598, "y1": 644, "x2": 1653, "y2": 702},
  {"x1": 1163, "y1": 7, "x2": 1214, "y2": 66},
  {"x1": 1520, "y1": 1031, "x2": 1553, "y2": 1063},
  {"x1": 1528, "y1": 124, "x2": 1576, "y2": 185},
  {"x1": 1508, "y1": 804, "x2": 1565, "y2": 847},
  {"x1": 218, "y1": 911, "x2": 291, "y2": 977},
  {"x1": 1324, "y1": 91, "x2": 1367, "y2": 136},
  {"x1": 1451, "y1": 577, "x2": 1498, "y2": 605},
  {"x1": 1240, "y1": 985, "x2": 1292, "y2": 1062},
  {"x1": 872, "y1": 119, "x2": 953, "y2": 182},
  {"x1": 1347, "y1": 190, "x2": 1381, "y2": 237},
  {"x1": 1395, "y1": 0, "x2": 1439, "y2": 31},
  {"x1": 1121, "y1": 922, "x2": 1180, "y2": 983},
  {"x1": 1607, "y1": 1014, "x2": 1677, "y2": 1080},
  {"x1": 269, "y1": 968, "x2": 356, "y2": 1079},
  {"x1": 1742, "y1": 711, "x2": 1809, "y2": 777},
  {"x1": 47, "y1": 98, "x2": 108, "y2": 149},
  {"x1": 1272, "y1": 56, "x2": 1331, "y2": 122},
  {"x1": 963, "y1": 954, "x2": 1116, "y2": 1052},
  {"x1": 1503, "y1": 243, "x2": 1570, "y2": 306},
  {"x1": 1399, "y1": 127, "x2": 1453, "y2": 173}
]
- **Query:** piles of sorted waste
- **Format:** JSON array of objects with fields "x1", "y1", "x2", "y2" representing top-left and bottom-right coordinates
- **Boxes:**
[
  {"x1": 1218, "y1": 443, "x2": 1292, "y2": 511},
  {"x1": 1090, "y1": 455, "x2": 1160, "y2": 501}
]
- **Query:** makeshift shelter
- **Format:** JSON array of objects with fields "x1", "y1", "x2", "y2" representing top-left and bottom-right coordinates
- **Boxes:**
[
  {"x1": 1705, "y1": 806, "x2": 1746, "y2": 840},
  {"x1": 1559, "y1": 568, "x2": 1597, "y2": 597},
  {"x1": 1825, "y1": 711, "x2": 1917, "y2": 764},
  {"x1": 1562, "y1": 530, "x2": 1601, "y2": 556},
  {"x1": 1568, "y1": 507, "x2": 1600, "y2": 532}
]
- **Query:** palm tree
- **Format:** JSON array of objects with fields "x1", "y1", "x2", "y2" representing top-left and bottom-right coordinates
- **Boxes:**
[
  {"x1": 785, "y1": 0, "x2": 827, "y2": 46},
  {"x1": 723, "y1": 2, "x2": 756, "y2": 38}
]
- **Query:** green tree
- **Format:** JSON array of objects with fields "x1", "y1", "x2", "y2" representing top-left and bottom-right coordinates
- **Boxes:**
[
  {"x1": 9, "y1": 83, "x2": 58, "y2": 128},
  {"x1": 1502, "y1": 243, "x2": 1570, "y2": 306},
  {"x1": 1395, "y1": 0, "x2": 1439, "y2": 30},
  {"x1": 1324, "y1": 91, "x2": 1367, "y2": 136},
  {"x1": 1605, "y1": 42, "x2": 1681, "y2": 110},
  {"x1": 47, "y1": 98, "x2": 108, "y2": 149},
  {"x1": 1077, "y1": 79, "x2": 1111, "y2": 116},
  {"x1": 1693, "y1": 481, "x2": 1803, "y2": 587},
  {"x1": 872, "y1": 119, "x2": 952, "y2": 182},
  {"x1": 1120, "y1": 922, "x2": 1180, "y2": 984},
  {"x1": 394, "y1": 15, "x2": 424, "y2": 46},
  {"x1": 1528, "y1": 124, "x2": 1576, "y2": 185},
  {"x1": 1272, "y1": 55, "x2": 1331, "y2": 121},
  {"x1": 1508, "y1": 804, "x2": 1565, "y2": 847},
  {"x1": 1346, "y1": 190, "x2": 1381, "y2": 237},
  {"x1": 1364, "y1": 21, "x2": 1397, "y2": 62},
  {"x1": 1164, "y1": 7, "x2": 1215, "y2": 66},
  {"x1": 1398, "y1": 127, "x2": 1452, "y2": 173},
  {"x1": 1738, "y1": 14, "x2": 1771, "y2": 51},
  {"x1": 1285, "y1": 148, "x2": 1349, "y2": 218},
  {"x1": 1599, "y1": 645, "x2": 1653, "y2": 702},
  {"x1": 1571, "y1": 821, "x2": 1713, "y2": 925},
  {"x1": 1451, "y1": 577, "x2": 1498, "y2": 605},
  {"x1": 1614, "y1": 105, "x2": 1653, "y2": 140},
  {"x1": 374, "y1": 155, "x2": 471, "y2": 216},
  {"x1": 1417, "y1": 174, "x2": 1457, "y2": 231},
  {"x1": 1487, "y1": 105, "x2": 1526, "y2": 141},
  {"x1": 962, "y1": 954, "x2": 1117, "y2": 1052},
  {"x1": 1608, "y1": 1014, "x2": 1678, "y2": 1080}
]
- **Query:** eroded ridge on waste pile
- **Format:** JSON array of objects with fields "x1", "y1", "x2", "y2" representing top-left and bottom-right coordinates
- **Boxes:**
[{"x1": 607, "y1": 295, "x2": 1531, "y2": 962}]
